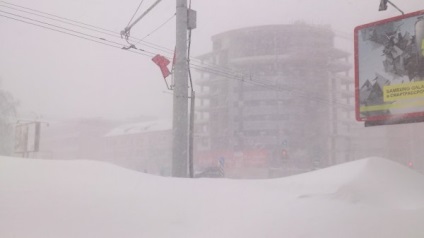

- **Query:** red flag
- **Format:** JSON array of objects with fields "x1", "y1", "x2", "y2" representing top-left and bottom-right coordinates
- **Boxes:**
[{"x1": 152, "y1": 54, "x2": 171, "y2": 78}]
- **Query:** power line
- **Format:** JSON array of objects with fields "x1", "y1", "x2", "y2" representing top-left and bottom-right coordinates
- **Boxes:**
[
  {"x1": 128, "y1": 13, "x2": 176, "y2": 55},
  {"x1": 121, "y1": 0, "x2": 164, "y2": 40},
  {"x1": 0, "y1": 6, "x2": 238, "y2": 79},
  {"x1": 0, "y1": 4, "x2": 121, "y2": 40},
  {"x1": 0, "y1": 13, "x2": 119, "y2": 48},
  {"x1": 138, "y1": 13, "x2": 175, "y2": 41},
  {"x1": 0, "y1": 2, "x2": 169, "y2": 55},
  {"x1": 0, "y1": 8, "x2": 164, "y2": 57},
  {"x1": 0, "y1": 7, "x2": 232, "y2": 77},
  {"x1": 0, "y1": 3, "x2": 178, "y2": 58},
  {"x1": 0, "y1": 0, "x2": 117, "y2": 35},
  {"x1": 0, "y1": 3, "x2": 353, "y2": 108},
  {"x1": 190, "y1": 63, "x2": 353, "y2": 108},
  {"x1": 146, "y1": 38, "x2": 353, "y2": 109},
  {"x1": 0, "y1": 13, "x2": 156, "y2": 58},
  {"x1": 0, "y1": 0, "x2": 174, "y2": 56},
  {"x1": 0, "y1": 1, "x2": 238, "y2": 77},
  {"x1": 0, "y1": 0, "x2": 272, "y2": 80},
  {"x1": 126, "y1": 0, "x2": 145, "y2": 27},
  {"x1": 0, "y1": 9, "x2": 123, "y2": 47}
]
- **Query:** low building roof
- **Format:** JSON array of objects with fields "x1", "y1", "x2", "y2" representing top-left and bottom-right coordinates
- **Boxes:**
[{"x1": 105, "y1": 120, "x2": 171, "y2": 137}]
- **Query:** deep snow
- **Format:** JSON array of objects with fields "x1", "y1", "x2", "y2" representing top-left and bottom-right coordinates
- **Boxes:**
[{"x1": 1, "y1": 156, "x2": 424, "y2": 238}]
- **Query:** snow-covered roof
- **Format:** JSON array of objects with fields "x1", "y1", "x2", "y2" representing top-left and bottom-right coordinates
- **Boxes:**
[
  {"x1": 105, "y1": 120, "x2": 171, "y2": 137},
  {"x1": 1, "y1": 156, "x2": 424, "y2": 238}
]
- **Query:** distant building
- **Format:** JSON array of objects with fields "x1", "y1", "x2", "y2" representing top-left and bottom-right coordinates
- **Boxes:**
[
  {"x1": 104, "y1": 120, "x2": 172, "y2": 175},
  {"x1": 37, "y1": 118, "x2": 172, "y2": 175},
  {"x1": 39, "y1": 118, "x2": 117, "y2": 160},
  {"x1": 194, "y1": 23, "x2": 355, "y2": 178}
]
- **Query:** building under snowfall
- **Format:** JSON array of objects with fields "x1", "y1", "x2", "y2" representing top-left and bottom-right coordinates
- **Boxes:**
[{"x1": 193, "y1": 23, "x2": 355, "y2": 178}]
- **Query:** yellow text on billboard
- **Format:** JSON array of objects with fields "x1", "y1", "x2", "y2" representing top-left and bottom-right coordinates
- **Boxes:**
[{"x1": 383, "y1": 81, "x2": 424, "y2": 102}]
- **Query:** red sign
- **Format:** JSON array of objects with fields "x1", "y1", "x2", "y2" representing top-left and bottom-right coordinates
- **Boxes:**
[
  {"x1": 152, "y1": 54, "x2": 171, "y2": 78},
  {"x1": 195, "y1": 149, "x2": 269, "y2": 169}
]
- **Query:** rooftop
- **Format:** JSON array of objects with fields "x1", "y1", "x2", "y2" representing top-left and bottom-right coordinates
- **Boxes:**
[{"x1": 105, "y1": 120, "x2": 171, "y2": 137}]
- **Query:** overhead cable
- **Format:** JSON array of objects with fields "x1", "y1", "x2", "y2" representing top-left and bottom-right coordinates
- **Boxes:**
[
  {"x1": 0, "y1": 1, "x2": 174, "y2": 56},
  {"x1": 126, "y1": 0, "x2": 145, "y2": 27},
  {"x1": 121, "y1": 0, "x2": 163, "y2": 40},
  {"x1": 0, "y1": 1, "x2": 117, "y2": 35},
  {"x1": 0, "y1": 13, "x2": 156, "y2": 58},
  {"x1": 138, "y1": 13, "x2": 175, "y2": 41},
  {"x1": 0, "y1": 5, "x2": 353, "y2": 108},
  {"x1": 0, "y1": 1, "x2": 237, "y2": 76},
  {"x1": 0, "y1": 10, "x2": 123, "y2": 47}
]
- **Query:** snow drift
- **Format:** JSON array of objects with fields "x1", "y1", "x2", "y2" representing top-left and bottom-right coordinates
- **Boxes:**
[{"x1": 1, "y1": 156, "x2": 424, "y2": 238}]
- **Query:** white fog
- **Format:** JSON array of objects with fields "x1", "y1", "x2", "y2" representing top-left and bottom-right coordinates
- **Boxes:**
[{"x1": 1, "y1": 0, "x2": 424, "y2": 237}]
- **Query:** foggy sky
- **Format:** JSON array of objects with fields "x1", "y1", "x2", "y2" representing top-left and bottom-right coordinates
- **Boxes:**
[{"x1": 0, "y1": 0, "x2": 423, "y2": 121}]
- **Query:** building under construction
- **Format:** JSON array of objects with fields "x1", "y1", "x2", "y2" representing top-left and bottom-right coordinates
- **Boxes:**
[{"x1": 194, "y1": 23, "x2": 355, "y2": 178}]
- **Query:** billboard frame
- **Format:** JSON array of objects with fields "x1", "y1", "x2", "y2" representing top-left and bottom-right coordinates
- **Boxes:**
[
  {"x1": 355, "y1": 10, "x2": 424, "y2": 123},
  {"x1": 14, "y1": 121, "x2": 41, "y2": 156}
]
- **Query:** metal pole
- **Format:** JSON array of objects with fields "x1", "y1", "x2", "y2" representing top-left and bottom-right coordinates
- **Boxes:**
[
  {"x1": 122, "y1": 0, "x2": 163, "y2": 36},
  {"x1": 387, "y1": 0, "x2": 404, "y2": 15},
  {"x1": 172, "y1": 0, "x2": 189, "y2": 177},
  {"x1": 189, "y1": 91, "x2": 195, "y2": 178}
]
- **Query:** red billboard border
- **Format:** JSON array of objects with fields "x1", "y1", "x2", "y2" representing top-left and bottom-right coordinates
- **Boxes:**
[{"x1": 354, "y1": 10, "x2": 424, "y2": 122}]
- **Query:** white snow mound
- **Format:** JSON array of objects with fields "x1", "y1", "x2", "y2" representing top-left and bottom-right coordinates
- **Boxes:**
[{"x1": 1, "y1": 156, "x2": 424, "y2": 238}]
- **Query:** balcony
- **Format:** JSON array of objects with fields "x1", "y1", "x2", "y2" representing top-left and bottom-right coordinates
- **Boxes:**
[
  {"x1": 334, "y1": 74, "x2": 354, "y2": 85},
  {"x1": 339, "y1": 88, "x2": 355, "y2": 98},
  {"x1": 328, "y1": 61, "x2": 352, "y2": 73}
]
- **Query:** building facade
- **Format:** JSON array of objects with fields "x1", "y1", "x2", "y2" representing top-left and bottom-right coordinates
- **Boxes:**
[
  {"x1": 104, "y1": 120, "x2": 172, "y2": 175},
  {"x1": 194, "y1": 24, "x2": 355, "y2": 178},
  {"x1": 36, "y1": 118, "x2": 173, "y2": 175}
]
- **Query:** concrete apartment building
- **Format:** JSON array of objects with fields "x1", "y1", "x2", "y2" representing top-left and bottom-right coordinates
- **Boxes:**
[{"x1": 194, "y1": 23, "x2": 356, "y2": 178}]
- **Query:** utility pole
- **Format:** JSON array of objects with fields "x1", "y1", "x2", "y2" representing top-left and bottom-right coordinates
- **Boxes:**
[
  {"x1": 172, "y1": 0, "x2": 189, "y2": 177},
  {"x1": 189, "y1": 90, "x2": 195, "y2": 178},
  {"x1": 120, "y1": 0, "x2": 193, "y2": 177}
]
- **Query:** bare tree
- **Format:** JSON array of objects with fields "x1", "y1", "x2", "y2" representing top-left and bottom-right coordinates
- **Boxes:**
[{"x1": 0, "y1": 82, "x2": 18, "y2": 156}]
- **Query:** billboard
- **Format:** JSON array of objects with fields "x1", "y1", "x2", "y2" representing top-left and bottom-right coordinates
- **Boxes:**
[
  {"x1": 14, "y1": 122, "x2": 41, "y2": 154},
  {"x1": 14, "y1": 124, "x2": 29, "y2": 154},
  {"x1": 355, "y1": 10, "x2": 424, "y2": 122}
]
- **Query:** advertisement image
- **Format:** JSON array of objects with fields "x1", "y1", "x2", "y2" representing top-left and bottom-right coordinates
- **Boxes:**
[{"x1": 355, "y1": 11, "x2": 424, "y2": 121}]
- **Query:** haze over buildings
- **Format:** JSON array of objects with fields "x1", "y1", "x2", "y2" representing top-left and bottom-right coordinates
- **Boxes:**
[
  {"x1": 193, "y1": 24, "x2": 354, "y2": 178},
  {"x1": 2, "y1": 1, "x2": 424, "y2": 176}
]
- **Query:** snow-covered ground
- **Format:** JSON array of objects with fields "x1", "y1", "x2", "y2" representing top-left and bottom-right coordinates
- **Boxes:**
[{"x1": 1, "y1": 156, "x2": 424, "y2": 238}]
